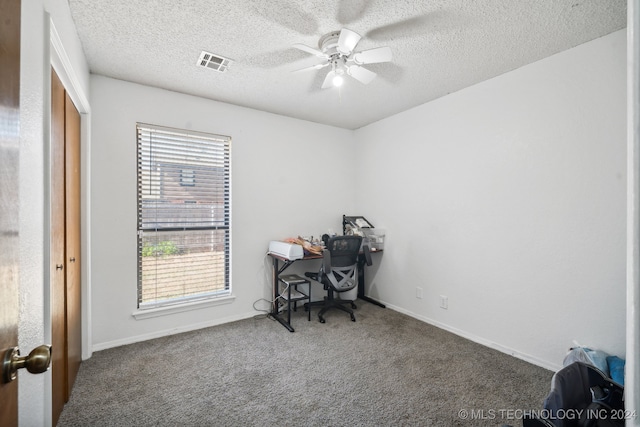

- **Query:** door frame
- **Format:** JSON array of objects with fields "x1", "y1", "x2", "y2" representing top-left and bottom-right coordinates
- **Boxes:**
[
  {"x1": 626, "y1": 1, "x2": 640, "y2": 423},
  {"x1": 17, "y1": 13, "x2": 92, "y2": 425},
  {"x1": 49, "y1": 16, "x2": 92, "y2": 363}
]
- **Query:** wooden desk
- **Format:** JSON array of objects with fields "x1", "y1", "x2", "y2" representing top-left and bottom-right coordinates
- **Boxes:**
[{"x1": 267, "y1": 250, "x2": 383, "y2": 332}]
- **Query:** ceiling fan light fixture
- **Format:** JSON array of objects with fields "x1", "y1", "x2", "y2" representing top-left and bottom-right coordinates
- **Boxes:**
[
  {"x1": 336, "y1": 28, "x2": 362, "y2": 55},
  {"x1": 293, "y1": 27, "x2": 392, "y2": 90}
]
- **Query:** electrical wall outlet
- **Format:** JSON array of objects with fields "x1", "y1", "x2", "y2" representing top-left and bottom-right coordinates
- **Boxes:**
[
  {"x1": 440, "y1": 295, "x2": 448, "y2": 309},
  {"x1": 416, "y1": 287, "x2": 423, "y2": 299}
]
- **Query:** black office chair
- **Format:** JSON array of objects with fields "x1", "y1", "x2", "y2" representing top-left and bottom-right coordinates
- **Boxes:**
[{"x1": 305, "y1": 235, "x2": 371, "y2": 323}]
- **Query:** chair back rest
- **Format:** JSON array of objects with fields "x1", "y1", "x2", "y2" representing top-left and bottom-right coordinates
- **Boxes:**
[{"x1": 323, "y1": 236, "x2": 362, "y2": 292}]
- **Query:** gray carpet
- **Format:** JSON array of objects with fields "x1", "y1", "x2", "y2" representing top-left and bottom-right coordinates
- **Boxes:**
[{"x1": 58, "y1": 303, "x2": 553, "y2": 426}]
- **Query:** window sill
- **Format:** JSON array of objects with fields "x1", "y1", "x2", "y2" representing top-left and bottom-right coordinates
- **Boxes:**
[{"x1": 132, "y1": 295, "x2": 236, "y2": 320}]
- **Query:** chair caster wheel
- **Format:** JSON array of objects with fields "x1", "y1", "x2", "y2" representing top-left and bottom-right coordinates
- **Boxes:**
[
  {"x1": 319, "y1": 317, "x2": 325, "y2": 323},
  {"x1": 350, "y1": 314, "x2": 356, "y2": 322}
]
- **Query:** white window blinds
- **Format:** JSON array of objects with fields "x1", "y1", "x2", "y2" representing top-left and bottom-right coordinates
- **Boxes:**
[{"x1": 137, "y1": 123, "x2": 231, "y2": 309}]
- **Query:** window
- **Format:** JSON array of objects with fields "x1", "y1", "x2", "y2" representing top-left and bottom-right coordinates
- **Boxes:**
[
  {"x1": 137, "y1": 123, "x2": 231, "y2": 309},
  {"x1": 180, "y1": 169, "x2": 195, "y2": 186}
]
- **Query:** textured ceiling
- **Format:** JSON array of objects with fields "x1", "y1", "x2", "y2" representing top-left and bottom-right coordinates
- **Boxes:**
[{"x1": 67, "y1": 0, "x2": 627, "y2": 129}]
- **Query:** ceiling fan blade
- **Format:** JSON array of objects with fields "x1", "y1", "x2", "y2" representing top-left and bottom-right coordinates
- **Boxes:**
[
  {"x1": 336, "y1": 0, "x2": 370, "y2": 25},
  {"x1": 292, "y1": 43, "x2": 328, "y2": 58},
  {"x1": 252, "y1": 1, "x2": 318, "y2": 36},
  {"x1": 365, "y1": 11, "x2": 454, "y2": 41},
  {"x1": 346, "y1": 65, "x2": 377, "y2": 85},
  {"x1": 352, "y1": 46, "x2": 392, "y2": 65},
  {"x1": 291, "y1": 62, "x2": 329, "y2": 73},
  {"x1": 337, "y1": 28, "x2": 362, "y2": 55},
  {"x1": 321, "y1": 70, "x2": 336, "y2": 89}
]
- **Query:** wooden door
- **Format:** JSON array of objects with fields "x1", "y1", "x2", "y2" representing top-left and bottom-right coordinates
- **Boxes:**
[
  {"x1": 51, "y1": 68, "x2": 67, "y2": 425},
  {"x1": 0, "y1": 0, "x2": 21, "y2": 425},
  {"x1": 64, "y1": 92, "x2": 81, "y2": 393},
  {"x1": 51, "y1": 69, "x2": 82, "y2": 425}
]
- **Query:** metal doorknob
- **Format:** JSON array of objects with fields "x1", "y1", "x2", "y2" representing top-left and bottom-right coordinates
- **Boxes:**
[{"x1": 2, "y1": 345, "x2": 52, "y2": 383}]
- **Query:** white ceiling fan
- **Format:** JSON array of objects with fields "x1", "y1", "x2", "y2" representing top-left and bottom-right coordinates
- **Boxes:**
[{"x1": 292, "y1": 28, "x2": 392, "y2": 89}]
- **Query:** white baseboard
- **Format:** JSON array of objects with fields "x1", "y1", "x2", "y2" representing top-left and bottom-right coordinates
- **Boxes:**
[
  {"x1": 91, "y1": 311, "x2": 258, "y2": 353},
  {"x1": 380, "y1": 301, "x2": 562, "y2": 373},
  {"x1": 92, "y1": 300, "x2": 563, "y2": 373}
]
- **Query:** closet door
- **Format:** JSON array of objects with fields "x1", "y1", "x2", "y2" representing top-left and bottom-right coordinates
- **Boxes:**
[
  {"x1": 50, "y1": 68, "x2": 82, "y2": 425},
  {"x1": 50, "y1": 68, "x2": 67, "y2": 426},
  {"x1": 64, "y1": 91, "x2": 81, "y2": 395}
]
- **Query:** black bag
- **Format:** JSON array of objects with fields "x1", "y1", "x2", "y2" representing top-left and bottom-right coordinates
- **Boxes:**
[
  {"x1": 577, "y1": 382, "x2": 624, "y2": 427},
  {"x1": 527, "y1": 362, "x2": 624, "y2": 427}
]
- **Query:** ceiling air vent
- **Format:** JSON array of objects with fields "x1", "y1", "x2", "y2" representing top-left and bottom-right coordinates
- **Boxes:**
[{"x1": 197, "y1": 51, "x2": 233, "y2": 73}]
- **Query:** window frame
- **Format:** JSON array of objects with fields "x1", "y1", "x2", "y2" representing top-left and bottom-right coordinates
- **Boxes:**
[{"x1": 135, "y1": 123, "x2": 232, "y2": 313}]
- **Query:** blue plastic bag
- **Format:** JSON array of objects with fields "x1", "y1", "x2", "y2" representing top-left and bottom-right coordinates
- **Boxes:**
[
  {"x1": 607, "y1": 355, "x2": 625, "y2": 385},
  {"x1": 563, "y1": 346, "x2": 610, "y2": 377}
]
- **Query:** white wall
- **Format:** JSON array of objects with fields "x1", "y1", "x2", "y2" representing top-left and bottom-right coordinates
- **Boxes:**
[
  {"x1": 19, "y1": 2, "x2": 49, "y2": 425},
  {"x1": 19, "y1": 0, "x2": 91, "y2": 425},
  {"x1": 12, "y1": 0, "x2": 631, "y2": 422},
  {"x1": 354, "y1": 30, "x2": 627, "y2": 370},
  {"x1": 91, "y1": 30, "x2": 627, "y2": 369},
  {"x1": 89, "y1": 76, "x2": 354, "y2": 349}
]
